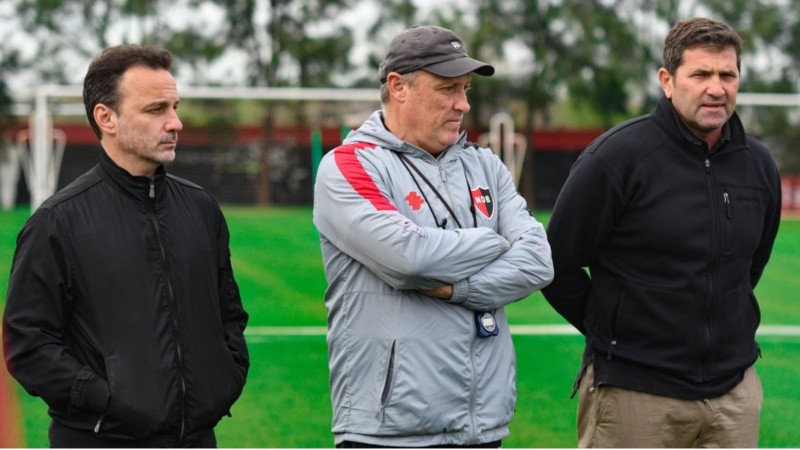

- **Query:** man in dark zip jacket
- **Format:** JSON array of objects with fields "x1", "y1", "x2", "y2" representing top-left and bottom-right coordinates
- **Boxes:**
[
  {"x1": 542, "y1": 18, "x2": 781, "y2": 448},
  {"x1": 2, "y1": 45, "x2": 249, "y2": 447}
]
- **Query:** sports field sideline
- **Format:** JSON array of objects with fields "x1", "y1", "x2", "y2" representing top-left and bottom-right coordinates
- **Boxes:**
[{"x1": 1, "y1": 207, "x2": 799, "y2": 447}]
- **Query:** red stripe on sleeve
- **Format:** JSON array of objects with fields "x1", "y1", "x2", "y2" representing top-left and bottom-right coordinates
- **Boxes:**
[{"x1": 333, "y1": 143, "x2": 397, "y2": 211}]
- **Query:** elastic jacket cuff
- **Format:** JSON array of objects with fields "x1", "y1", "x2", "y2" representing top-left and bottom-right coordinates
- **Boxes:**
[{"x1": 447, "y1": 279, "x2": 469, "y2": 304}]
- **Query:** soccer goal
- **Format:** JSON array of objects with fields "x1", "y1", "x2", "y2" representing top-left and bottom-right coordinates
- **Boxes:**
[{"x1": 14, "y1": 85, "x2": 381, "y2": 211}]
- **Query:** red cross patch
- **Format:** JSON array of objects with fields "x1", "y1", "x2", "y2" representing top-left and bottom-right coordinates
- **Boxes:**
[{"x1": 405, "y1": 191, "x2": 425, "y2": 211}]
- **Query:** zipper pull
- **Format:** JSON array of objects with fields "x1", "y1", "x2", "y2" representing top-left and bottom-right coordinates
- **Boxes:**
[
  {"x1": 704, "y1": 158, "x2": 711, "y2": 174},
  {"x1": 94, "y1": 413, "x2": 105, "y2": 433},
  {"x1": 149, "y1": 179, "x2": 155, "y2": 199},
  {"x1": 723, "y1": 192, "x2": 732, "y2": 219},
  {"x1": 607, "y1": 340, "x2": 617, "y2": 360}
]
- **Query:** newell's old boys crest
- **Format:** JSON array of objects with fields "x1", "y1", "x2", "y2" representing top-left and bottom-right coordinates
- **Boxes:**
[{"x1": 471, "y1": 187, "x2": 494, "y2": 219}]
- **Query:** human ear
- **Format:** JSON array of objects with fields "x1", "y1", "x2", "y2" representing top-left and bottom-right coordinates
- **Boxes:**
[
  {"x1": 94, "y1": 104, "x2": 117, "y2": 136},
  {"x1": 657, "y1": 68, "x2": 674, "y2": 99},
  {"x1": 386, "y1": 72, "x2": 407, "y2": 102}
]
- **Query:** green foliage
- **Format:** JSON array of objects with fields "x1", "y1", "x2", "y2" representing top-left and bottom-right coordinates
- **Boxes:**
[
  {"x1": 214, "y1": 0, "x2": 356, "y2": 88},
  {"x1": 5, "y1": 0, "x2": 800, "y2": 134}
]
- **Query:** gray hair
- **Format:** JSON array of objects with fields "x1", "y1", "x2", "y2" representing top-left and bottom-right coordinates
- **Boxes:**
[{"x1": 380, "y1": 71, "x2": 421, "y2": 104}]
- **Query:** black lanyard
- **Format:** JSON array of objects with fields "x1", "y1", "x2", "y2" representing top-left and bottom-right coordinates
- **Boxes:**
[
  {"x1": 396, "y1": 152, "x2": 477, "y2": 229},
  {"x1": 396, "y1": 152, "x2": 498, "y2": 338}
]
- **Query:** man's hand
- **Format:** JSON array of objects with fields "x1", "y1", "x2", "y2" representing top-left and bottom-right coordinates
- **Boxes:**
[{"x1": 419, "y1": 284, "x2": 453, "y2": 300}]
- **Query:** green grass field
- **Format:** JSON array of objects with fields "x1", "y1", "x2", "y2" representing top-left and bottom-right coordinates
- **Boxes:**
[{"x1": 1, "y1": 206, "x2": 799, "y2": 447}]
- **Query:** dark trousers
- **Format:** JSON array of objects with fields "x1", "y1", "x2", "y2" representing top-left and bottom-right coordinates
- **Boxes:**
[
  {"x1": 337, "y1": 440, "x2": 502, "y2": 448},
  {"x1": 49, "y1": 420, "x2": 217, "y2": 448}
]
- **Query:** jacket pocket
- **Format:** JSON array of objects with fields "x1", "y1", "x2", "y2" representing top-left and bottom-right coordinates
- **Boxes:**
[
  {"x1": 606, "y1": 289, "x2": 625, "y2": 360},
  {"x1": 708, "y1": 282, "x2": 761, "y2": 376},
  {"x1": 184, "y1": 337, "x2": 246, "y2": 432},
  {"x1": 603, "y1": 283, "x2": 702, "y2": 376},
  {"x1": 99, "y1": 354, "x2": 165, "y2": 439},
  {"x1": 377, "y1": 340, "x2": 397, "y2": 422},
  {"x1": 720, "y1": 187, "x2": 768, "y2": 256},
  {"x1": 68, "y1": 314, "x2": 107, "y2": 379}
]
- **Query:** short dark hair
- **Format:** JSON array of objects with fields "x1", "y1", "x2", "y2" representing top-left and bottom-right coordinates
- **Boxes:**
[
  {"x1": 83, "y1": 45, "x2": 173, "y2": 139},
  {"x1": 662, "y1": 18, "x2": 742, "y2": 75}
]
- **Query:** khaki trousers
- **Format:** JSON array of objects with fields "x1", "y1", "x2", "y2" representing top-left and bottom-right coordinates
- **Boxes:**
[{"x1": 577, "y1": 364, "x2": 763, "y2": 448}]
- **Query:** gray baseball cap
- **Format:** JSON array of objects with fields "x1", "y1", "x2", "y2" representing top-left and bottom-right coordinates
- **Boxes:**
[{"x1": 378, "y1": 26, "x2": 495, "y2": 83}]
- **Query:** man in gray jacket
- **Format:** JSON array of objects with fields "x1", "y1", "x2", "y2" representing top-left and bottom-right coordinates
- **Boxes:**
[{"x1": 314, "y1": 25, "x2": 553, "y2": 448}]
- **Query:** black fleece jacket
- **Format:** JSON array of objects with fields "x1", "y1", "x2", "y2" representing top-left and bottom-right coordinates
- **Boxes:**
[
  {"x1": 542, "y1": 96, "x2": 782, "y2": 399},
  {"x1": 3, "y1": 152, "x2": 249, "y2": 445}
]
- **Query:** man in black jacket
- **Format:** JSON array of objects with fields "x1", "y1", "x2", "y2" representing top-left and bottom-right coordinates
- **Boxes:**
[
  {"x1": 543, "y1": 18, "x2": 781, "y2": 447},
  {"x1": 3, "y1": 45, "x2": 249, "y2": 447}
]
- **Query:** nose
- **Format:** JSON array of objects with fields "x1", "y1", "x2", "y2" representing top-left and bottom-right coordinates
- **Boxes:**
[
  {"x1": 455, "y1": 90, "x2": 471, "y2": 113},
  {"x1": 166, "y1": 108, "x2": 183, "y2": 132},
  {"x1": 707, "y1": 75, "x2": 725, "y2": 97}
]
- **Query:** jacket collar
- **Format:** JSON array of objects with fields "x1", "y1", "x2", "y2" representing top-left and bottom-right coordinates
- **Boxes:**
[
  {"x1": 350, "y1": 110, "x2": 466, "y2": 161},
  {"x1": 99, "y1": 151, "x2": 167, "y2": 202},
  {"x1": 652, "y1": 96, "x2": 748, "y2": 153}
]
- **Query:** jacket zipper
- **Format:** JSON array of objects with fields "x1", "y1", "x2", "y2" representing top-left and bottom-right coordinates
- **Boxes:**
[
  {"x1": 607, "y1": 289, "x2": 624, "y2": 360},
  {"x1": 468, "y1": 328, "x2": 479, "y2": 444},
  {"x1": 702, "y1": 155, "x2": 719, "y2": 381},
  {"x1": 150, "y1": 205, "x2": 187, "y2": 442}
]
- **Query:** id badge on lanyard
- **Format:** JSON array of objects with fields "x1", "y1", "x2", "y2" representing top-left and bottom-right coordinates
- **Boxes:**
[{"x1": 475, "y1": 311, "x2": 499, "y2": 337}]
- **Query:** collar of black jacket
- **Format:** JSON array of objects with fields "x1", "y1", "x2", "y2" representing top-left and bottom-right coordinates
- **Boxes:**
[
  {"x1": 653, "y1": 95, "x2": 745, "y2": 154},
  {"x1": 99, "y1": 150, "x2": 167, "y2": 203}
]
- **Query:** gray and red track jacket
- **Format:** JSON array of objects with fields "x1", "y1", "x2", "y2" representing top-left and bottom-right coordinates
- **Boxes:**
[{"x1": 313, "y1": 110, "x2": 553, "y2": 447}]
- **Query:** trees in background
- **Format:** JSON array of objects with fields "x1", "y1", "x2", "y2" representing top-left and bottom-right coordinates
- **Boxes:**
[{"x1": 213, "y1": 0, "x2": 356, "y2": 204}]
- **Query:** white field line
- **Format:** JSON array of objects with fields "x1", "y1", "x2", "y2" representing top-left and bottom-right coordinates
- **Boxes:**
[{"x1": 245, "y1": 325, "x2": 800, "y2": 337}]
